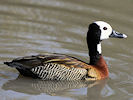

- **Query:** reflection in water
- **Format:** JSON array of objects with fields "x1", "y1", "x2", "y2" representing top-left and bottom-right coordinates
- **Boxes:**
[{"x1": 3, "y1": 76, "x2": 107, "y2": 100}]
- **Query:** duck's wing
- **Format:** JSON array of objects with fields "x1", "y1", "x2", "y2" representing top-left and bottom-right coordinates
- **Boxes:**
[
  {"x1": 4, "y1": 53, "x2": 92, "y2": 80},
  {"x1": 7, "y1": 53, "x2": 88, "y2": 68}
]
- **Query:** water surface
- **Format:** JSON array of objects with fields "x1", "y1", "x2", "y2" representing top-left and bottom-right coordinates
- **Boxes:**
[{"x1": 0, "y1": 0, "x2": 133, "y2": 100}]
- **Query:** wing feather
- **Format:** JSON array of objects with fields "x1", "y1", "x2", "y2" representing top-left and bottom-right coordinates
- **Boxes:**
[{"x1": 5, "y1": 53, "x2": 98, "y2": 80}]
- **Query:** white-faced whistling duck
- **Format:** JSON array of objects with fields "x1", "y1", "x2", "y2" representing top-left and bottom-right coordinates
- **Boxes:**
[{"x1": 4, "y1": 21, "x2": 127, "y2": 81}]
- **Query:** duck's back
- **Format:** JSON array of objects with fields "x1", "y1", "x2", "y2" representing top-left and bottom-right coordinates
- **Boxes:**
[{"x1": 4, "y1": 53, "x2": 90, "y2": 80}]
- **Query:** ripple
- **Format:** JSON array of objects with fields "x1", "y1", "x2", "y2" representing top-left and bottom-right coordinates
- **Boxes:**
[{"x1": 0, "y1": 0, "x2": 133, "y2": 100}]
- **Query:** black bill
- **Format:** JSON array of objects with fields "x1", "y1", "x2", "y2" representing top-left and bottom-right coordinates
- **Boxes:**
[{"x1": 109, "y1": 30, "x2": 127, "y2": 38}]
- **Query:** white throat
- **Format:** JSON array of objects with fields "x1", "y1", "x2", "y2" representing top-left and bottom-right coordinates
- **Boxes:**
[{"x1": 97, "y1": 43, "x2": 102, "y2": 54}]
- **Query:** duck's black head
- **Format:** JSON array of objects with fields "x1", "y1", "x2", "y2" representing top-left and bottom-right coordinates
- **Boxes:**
[{"x1": 87, "y1": 23, "x2": 101, "y2": 45}]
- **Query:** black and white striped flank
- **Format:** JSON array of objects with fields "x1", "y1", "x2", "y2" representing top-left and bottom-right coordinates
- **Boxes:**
[{"x1": 31, "y1": 63, "x2": 87, "y2": 80}]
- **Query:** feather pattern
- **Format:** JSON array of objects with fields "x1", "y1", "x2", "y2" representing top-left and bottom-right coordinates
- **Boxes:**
[
  {"x1": 31, "y1": 64, "x2": 87, "y2": 80},
  {"x1": 5, "y1": 53, "x2": 99, "y2": 80}
]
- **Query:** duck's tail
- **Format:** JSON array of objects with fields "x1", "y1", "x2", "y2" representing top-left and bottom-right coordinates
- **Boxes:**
[
  {"x1": 4, "y1": 62, "x2": 12, "y2": 66},
  {"x1": 4, "y1": 61, "x2": 37, "y2": 78},
  {"x1": 4, "y1": 61, "x2": 22, "y2": 69}
]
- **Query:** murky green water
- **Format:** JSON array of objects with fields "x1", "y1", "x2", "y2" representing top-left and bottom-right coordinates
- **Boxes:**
[{"x1": 0, "y1": 0, "x2": 133, "y2": 100}]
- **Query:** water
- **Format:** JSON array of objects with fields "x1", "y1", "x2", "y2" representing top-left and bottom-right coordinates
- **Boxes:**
[{"x1": 0, "y1": 0, "x2": 133, "y2": 100}]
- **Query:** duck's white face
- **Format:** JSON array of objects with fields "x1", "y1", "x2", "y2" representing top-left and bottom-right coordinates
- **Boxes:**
[
  {"x1": 94, "y1": 21, "x2": 113, "y2": 40},
  {"x1": 94, "y1": 21, "x2": 127, "y2": 41}
]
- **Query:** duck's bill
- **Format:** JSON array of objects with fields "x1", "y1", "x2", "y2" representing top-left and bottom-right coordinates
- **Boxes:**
[{"x1": 109, "y1": 30, "x2": 127, "y2": 38}]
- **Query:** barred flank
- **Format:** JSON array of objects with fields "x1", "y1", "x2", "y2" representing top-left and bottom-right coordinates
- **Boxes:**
[{"x1": 31, "y1": 63, "x2": 87, "y2": 80}]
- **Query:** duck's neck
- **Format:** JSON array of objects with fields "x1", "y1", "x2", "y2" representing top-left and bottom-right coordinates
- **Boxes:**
[
  {"x1": 88, "y1": 43, "x2": 102, "y2": 65},
  {"x1": 89, "y1": 43, "x2": 101, "y2": 65},
  {"x1": 88, "y1": 43, "x2": 109, "y2": 78}
]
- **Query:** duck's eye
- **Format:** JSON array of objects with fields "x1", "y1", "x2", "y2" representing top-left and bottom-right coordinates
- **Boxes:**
[{"x1": 103, "y1": 27, "x2": 107, "y2": 30}]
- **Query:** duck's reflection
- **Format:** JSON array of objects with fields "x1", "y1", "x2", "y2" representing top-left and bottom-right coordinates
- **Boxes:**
[{"x1": 3, "y1": 75, "x2": 107, "y2": 100}]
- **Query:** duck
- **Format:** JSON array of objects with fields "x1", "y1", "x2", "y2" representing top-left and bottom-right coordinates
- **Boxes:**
[{"x1": 4, "y1": 21, "x2": 127, "y2": 81}]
